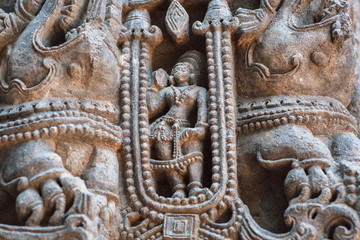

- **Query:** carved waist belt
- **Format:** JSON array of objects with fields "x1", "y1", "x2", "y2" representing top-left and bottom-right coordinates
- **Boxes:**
[
  {"x1": 149, "y1": 116, "x2": 190, "y2": 141},
  {"x1": 150, "y1": 151, "x2": 203, "y2": 175},
  {"x1": 237, "y1": 95, "x2": 358, "y2": 135}
]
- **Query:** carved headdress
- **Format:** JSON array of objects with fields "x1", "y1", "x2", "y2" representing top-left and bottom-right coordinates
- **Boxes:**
[{"x1": 174, "y1": 50, "x2": 206, "y2": 85}]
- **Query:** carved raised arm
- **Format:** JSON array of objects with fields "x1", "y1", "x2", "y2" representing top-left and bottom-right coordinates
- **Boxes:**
[
  {"x1": 146, "y1": 69, "x2": 169, "y2": 119},
  {"x1": 235, "y1": 0, "x2": 280, "y2": 44},
  {"x1": 105, "y1": 0, "x2": 126, "y2": 43}
]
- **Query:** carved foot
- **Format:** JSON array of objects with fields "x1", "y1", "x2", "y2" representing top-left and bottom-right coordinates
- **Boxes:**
[
  {"x1": 172, "y1": 190, "x2": 186, "y2": 199},
  {"x1": 188, "y1": 181, "x2": 207, "y2": 197},
  {"x1": 286, "y1": 162, "x2": 337, "y2": 206},
  {"x1": 16, "y1": 189, "x2": 45, "y2": 226},
  {"x1": 16, "y1": 174, "x2": 96, "y2": 227}
]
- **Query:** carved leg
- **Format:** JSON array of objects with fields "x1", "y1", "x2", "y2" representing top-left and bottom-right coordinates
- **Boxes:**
[
  {"x1": 332, "y1": 132, "x2": 360, "y2": 208},
  {"x1": 82, "y1": 146, "x2": 119, "y2": 194},
  {"x1": 167, "y1": 171, "x2": 186, "y2": 198},
  {"x1": 153, "y1": 140, "x2": 173, "y2": 160},
  {"x1": 81, "y1": 146, "x2": 119, "y2": 231},
  {"x1": 183, "y1": 140, "x2": 205, "y2": 197},
  {"x1": 152, "y1": 140, "x2": 186, "y2": 197},
  {"x1": 332, "y1": 132, "x2": 360, "y2": 162},
  {"x1": 16, "y1": 188, "x2": 45, "y2": 226},
  {"x1": 187, "y1": 162, "x2": 205, "y2": 197}
]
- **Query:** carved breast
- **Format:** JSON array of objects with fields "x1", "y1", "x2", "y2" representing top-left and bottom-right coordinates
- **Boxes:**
[{"x1": 237, "y1": 0, "x2": 357, "y2": 107}]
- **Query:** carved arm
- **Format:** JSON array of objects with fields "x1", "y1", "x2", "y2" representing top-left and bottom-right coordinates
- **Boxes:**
[
  {"x1": 196, "y1": 87, "x2": 208, "y2": 127},
  {"x1": 105, "y1": 0, "x2": 126, "y2": 43},
  {"x1": 146, "y1": 69, "x2": 169, "y2": 119},
  {"x1": 235, "y1": 0, "x2": 280, "y2": 44},
  {"x1": 189, "y1": 87, "x2": 208, "y2": 140}
]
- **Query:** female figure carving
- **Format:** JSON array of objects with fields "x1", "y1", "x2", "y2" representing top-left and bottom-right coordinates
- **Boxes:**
[{"x1": 147, "y1": 51, "x2": 208, "y2": 199}]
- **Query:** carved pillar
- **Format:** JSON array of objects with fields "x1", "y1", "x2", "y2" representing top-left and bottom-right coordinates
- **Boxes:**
[{"x1": 119, "y1": 1, "x2": 164, "y2": 238}]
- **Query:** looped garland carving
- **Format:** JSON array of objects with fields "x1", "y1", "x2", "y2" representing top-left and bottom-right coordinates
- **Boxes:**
[
  {"x1": 118, "y1": 0, "x2": 241, "y2": 238},
  {"x1": 0, "y1": 0, "x2": 358, "y2": 239}
]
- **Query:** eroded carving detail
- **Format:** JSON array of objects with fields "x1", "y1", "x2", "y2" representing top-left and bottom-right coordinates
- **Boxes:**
[
  {"x1": 0, "y1": 0, "x2": 124, "y2": 239},
  {"x1": 0, "y1": 0, "x2": 358, "y2": 239}
]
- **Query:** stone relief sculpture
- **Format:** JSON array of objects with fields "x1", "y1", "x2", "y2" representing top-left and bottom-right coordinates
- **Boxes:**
[
  {"x1": 147, "y1": 50, "x2": 208, "y2": 199},
  {"x1": 0, "y1": 0, "x2": 358, "y2": 239},
  {"x1": 0, "y1": 0, "x2": 124, "y2": 239},
  {"x1": 235, "y1": 0, "x2": 360, "y2": 237}
]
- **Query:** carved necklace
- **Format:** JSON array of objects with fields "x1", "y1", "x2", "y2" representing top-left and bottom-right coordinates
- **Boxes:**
[{"x1": 171, "y1": 85, "x2": 195, "y2": 106}]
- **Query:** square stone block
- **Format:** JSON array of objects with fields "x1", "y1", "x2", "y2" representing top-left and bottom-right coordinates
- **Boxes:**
[{"x1": 163, "y1": 214, "x2": 199, "y2": 240}]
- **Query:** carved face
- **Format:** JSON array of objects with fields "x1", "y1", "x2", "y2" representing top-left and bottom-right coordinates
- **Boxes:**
[{"x1": 172, "y1": 63, "x2": 191, "y2": 85}]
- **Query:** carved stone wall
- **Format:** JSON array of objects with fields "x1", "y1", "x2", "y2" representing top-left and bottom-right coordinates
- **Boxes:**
[{"x1": 0, "y1": 0, "x2": 359, "y2": 239}]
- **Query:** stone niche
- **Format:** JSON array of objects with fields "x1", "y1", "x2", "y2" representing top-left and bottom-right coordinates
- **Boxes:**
[{"x1": 0, "y1": 0, "x2": 359, "y2": 239}]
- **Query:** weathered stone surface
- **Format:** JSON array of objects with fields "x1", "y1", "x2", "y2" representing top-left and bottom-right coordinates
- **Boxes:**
[{"x1": 0, "y1": 0, "x2": 358, "y2": 239}]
